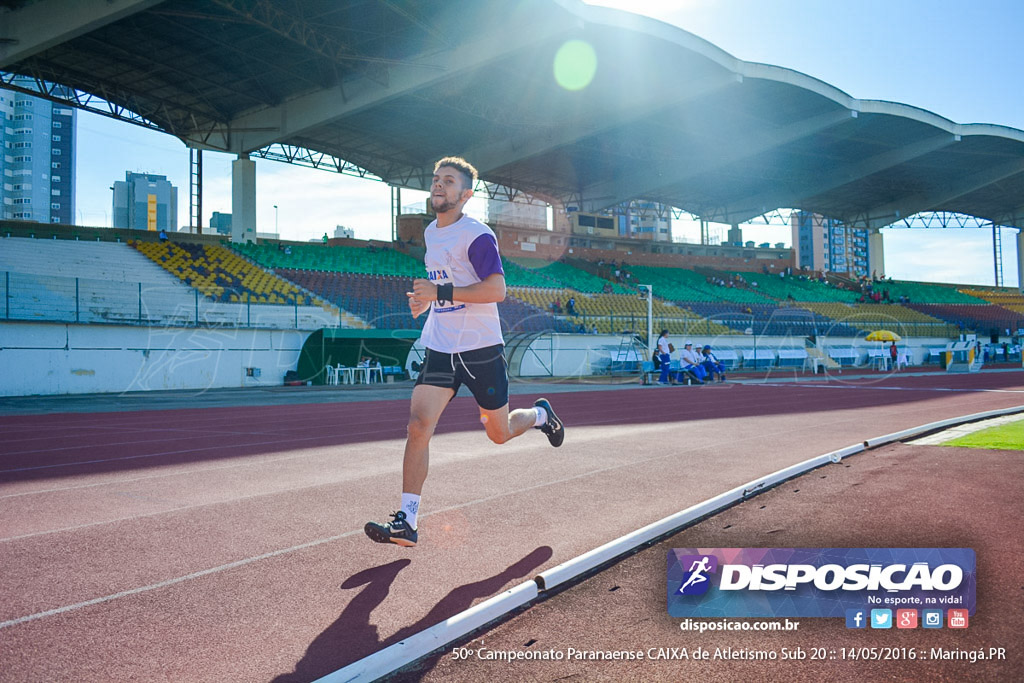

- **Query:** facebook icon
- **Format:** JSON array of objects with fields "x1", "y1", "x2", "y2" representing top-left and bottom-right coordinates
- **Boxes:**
[{"x1": 846, "y1": 608, "x2": 867, "y2": 629}]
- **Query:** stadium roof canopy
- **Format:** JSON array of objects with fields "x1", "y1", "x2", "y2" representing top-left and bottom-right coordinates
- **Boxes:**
[{"x1": 4, "y1": 0, "x2": 1024, "y2": 230}]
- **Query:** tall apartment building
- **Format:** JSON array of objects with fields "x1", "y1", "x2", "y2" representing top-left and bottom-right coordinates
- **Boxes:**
[
  {"x1": 112, "y1": 171, "x2": 177, "y2": 232},
  {"x1": 791, "y1": 211, "x2": 871, "y2": 277},
  {"x1": 567, "y1": 201, "x2": 673, "y2": 242},
  {"x1": 622, "y1": 201, "x2": 672, "y2": 242},
  {"x1": 1, "y1": 78, "x2": 76, "y2": 224}
]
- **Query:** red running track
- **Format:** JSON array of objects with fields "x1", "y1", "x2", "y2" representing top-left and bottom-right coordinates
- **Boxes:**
[{"x1": 1, "y1": 371, "x2": 1023, "y2": 681}]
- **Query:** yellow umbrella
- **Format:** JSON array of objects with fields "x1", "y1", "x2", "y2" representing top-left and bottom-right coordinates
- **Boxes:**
[{"x1": 865, "y1": 330, "x2": 901, "y2": 342}]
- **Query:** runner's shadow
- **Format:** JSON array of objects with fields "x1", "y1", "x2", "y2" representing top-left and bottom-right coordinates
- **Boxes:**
[{"x1": 272, "y1": 546, "x2": 553, "y2": 683}]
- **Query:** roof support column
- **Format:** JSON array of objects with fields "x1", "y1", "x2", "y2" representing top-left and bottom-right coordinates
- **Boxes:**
[
  {"x1": 992, "y1": 223, "x2": 1004, "y2": 287},
  {"x1": 1016, "y1": 229, "x2": 1024, "y2": 294},
  {"x1": 232, "y1": 155, "x2": 256, "y2": 244},
  {"x1": 868, "y1": 229, "x2": 885, "y2": 279}
]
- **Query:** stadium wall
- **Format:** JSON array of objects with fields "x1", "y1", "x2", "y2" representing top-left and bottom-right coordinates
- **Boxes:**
[
  {"x1": 407, "y1": 334, "x2": 948, "y2": 378},
  {"x1": 0, "y1": 322, "x2": 308, "y2": 397}
]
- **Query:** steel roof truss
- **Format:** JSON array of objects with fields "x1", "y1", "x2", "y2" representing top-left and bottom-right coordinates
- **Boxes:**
[
  {"x1": 0, "y1": 0, "x2": 163, "y2": 68},
  {"x1": 577, "y1": 107, "x2": 859, "y2": 213},
  {"x1": 468, "y1": 74, "x2": 741, "y2": 177},
  {"x1": 723, "y1": 133, "x2": 962, "y2": 224},
  {"x1": 857, "y1": 156, "x2": 1024, "y2": 230},
  {"x1": 197, "y1": 14, "x2": 570, "y2": 154}
]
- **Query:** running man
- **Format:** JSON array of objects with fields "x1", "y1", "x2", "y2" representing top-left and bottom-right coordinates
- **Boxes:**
[{"x1": 365, "y1": 157, "x2": 565, "y2": 547}]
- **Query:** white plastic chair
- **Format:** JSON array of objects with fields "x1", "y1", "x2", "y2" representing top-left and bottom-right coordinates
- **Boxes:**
[{"x1": 324, "y1": 365, "x2": 338, "y2": 385}]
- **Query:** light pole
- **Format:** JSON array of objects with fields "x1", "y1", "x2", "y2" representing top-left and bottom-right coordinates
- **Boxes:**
[
  {"x1": 273, "y1": 205, "x2": 278, "y2": 235},
  {"x1": 639, "y1": 284, "x2": 653, "y2": 357}
]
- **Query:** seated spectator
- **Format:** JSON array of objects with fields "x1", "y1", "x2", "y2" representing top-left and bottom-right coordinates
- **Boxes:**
[
  {"x1": 566, "y1": 296, "x2": 577, "y2": 316},
  {"x1": 655, "y1": 330, "x2": 674, "y2": 385},
  {"x1": 701, "y1": 345, "x2": 726, "y2": 382},
  {"x1": 158, "y1": 229, "x2": 168, "y2": 243},
  {"x1": 678, "y1": 341, "x2": 706, "y2": 385}
]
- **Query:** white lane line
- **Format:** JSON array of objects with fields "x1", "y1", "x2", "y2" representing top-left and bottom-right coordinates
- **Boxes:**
[
  {"x1": 0, "y1": 423, "x2": 811, "y2": 630},
  {"x1": 0, "y1": 474, "x2": 362, "y2": 542},
  {"x1": 0, "y1": 528, "x2": 364, "y2": 630},
  {"x1": 0, "y1": 386, "x2": 968, "y2": 497},
  {"x1": 0, "y1": 447, "x2": 359, "y2": 500},
  {"x1": 0, "y1": 393, "x2": 673, "y2": 477},
  {"x1": 1, "y1": 415, "x2": 405, "y2": 459},
  {"x1": 756, "y1": 382, "x2": 1024, "y2": 393},
  {"x1": 0, "y1": 404, "x2": 401, "y2": 448},
  {"x1": 0, "y1": 422, "x2": 406, "y2": 474}
]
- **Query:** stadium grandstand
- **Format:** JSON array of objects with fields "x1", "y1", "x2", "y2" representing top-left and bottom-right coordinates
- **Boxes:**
[
  {"x1": 3, "y1": 2, "x2": 1024, "y2": 682},
  {"x1": 7, "y1": 224, "x2": 1023, "y2": 367}
]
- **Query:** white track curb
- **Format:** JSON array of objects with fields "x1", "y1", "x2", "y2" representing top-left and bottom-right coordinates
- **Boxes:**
[
  {"x1": 862, "y1": 405, "x2": 1024, "y2": 447},
  {"x1": 535, "y1": 443, "x2": 864, "y2": 591},
  {"x1": 315, "y1": 582, "x2": 539, "y2": 683},
  {"x1": 320, "y1": 403, "x2": 1024, "y2": 682}
]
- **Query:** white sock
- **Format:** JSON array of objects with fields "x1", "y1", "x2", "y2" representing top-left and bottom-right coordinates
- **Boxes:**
[
  {"x1": 401, "y1": 492, "x2": 420, "y2": 529},
  {"x1": 534, "y1": 407, "x2": 548, "y2": 427}
]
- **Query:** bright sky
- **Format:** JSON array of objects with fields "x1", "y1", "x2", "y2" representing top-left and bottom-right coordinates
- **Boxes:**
[{"x1": 73, "y1": 0, "x2": 1022, "y2": 286}]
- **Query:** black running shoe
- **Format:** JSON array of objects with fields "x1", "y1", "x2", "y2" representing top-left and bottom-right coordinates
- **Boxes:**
[
  {"x1": 534, "y1": 397, "x2": 564, "y2": 447},
  {"x1": 364, "y1": 510, "x2": 418, "y2": 547}
]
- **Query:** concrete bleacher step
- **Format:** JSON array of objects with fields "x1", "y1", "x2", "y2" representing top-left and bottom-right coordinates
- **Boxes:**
[
  {"x1": 339, "y1": 311, "x2": 370, "y2": 329},
  {"x1": 806, "y1": 347, "x2": 841, "y2": 369},
  {"x1": 1, "y1": 237, "x2": 184, "y2": 285}
]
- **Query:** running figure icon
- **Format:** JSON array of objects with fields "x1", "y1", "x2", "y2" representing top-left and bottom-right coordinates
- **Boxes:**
[{"x1": 678, "y1": 556, "x2": 712, "y2": 594}]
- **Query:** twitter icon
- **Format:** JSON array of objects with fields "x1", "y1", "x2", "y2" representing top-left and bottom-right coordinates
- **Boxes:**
[{"x1": 870, "y1": 609, "x2": 892, "y2": 629}]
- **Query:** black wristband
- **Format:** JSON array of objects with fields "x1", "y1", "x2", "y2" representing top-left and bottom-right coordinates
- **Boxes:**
[{"x1": 436, "y1": 282, "x2": 454, "y2": 306}]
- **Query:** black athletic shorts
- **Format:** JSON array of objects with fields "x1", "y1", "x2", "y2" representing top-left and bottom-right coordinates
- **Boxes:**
[{"x1": 415, "y1": 344, "x2": 509, "y2": 410}]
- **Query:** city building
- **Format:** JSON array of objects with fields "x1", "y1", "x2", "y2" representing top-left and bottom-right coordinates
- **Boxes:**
[
  {"x1": 208, "y1": 211, "x2": 231, "y2": 235},
  {"x1": 112, "y1": 171, "x2": 177, "y2": 232},
  {"x1": 791, "y1": 211, "x2": 872, "y2": 277},
  {"x1": 567, "y1": 201, "x2": 672, "y2": 242},
  {"x1": 622, "y1": 201, "x2": 672, "y2": 242},
  {"x1": 1, "y1": 77, "x2": 76, "y2": 224}
]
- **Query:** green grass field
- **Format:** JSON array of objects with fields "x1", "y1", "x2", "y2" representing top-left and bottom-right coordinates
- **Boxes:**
[{"x1": 944, "y1": 419, "x2": 1024, "y2": 451}]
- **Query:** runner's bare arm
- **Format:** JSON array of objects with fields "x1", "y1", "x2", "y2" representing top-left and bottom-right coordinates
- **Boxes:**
[{"x1": 411, "y1": 273, "x2": 506, "y2": 304}]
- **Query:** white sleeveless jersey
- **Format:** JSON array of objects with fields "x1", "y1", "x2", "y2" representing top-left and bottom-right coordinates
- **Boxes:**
[{"x1": 418, "y1": 214, "x2": 505, "y2": 353}]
